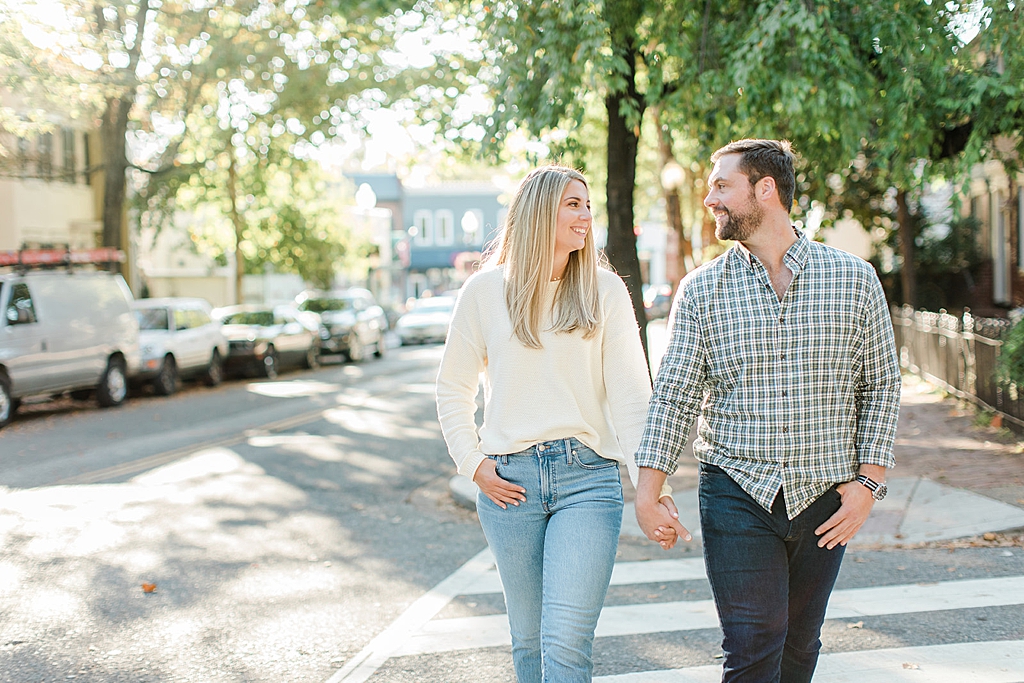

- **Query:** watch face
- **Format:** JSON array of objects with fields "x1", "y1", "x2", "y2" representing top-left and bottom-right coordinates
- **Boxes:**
[{"x1": 874, "y1": 483, "x2": 888, "y2": 501}]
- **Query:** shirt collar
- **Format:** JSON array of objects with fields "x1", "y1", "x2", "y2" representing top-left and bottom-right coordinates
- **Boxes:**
[{"x1": 733, "y1": 227, "x2": 809, "y2": 275}]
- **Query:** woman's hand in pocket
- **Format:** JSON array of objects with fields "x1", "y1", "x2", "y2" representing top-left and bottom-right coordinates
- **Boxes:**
[{"x1": 474, "y1": 459, "x2": 527, "y2": 509}]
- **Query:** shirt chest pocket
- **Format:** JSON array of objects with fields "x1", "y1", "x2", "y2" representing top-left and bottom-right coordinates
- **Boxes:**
[
  {"x1": 793, "y1": 305, "x2": 861, "y2": 371},
  {"x1": 701, "y1": 307, "x2": 778, "y2": 382}
]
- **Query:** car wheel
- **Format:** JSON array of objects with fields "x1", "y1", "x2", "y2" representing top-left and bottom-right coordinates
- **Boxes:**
[
  {"x1": 0, "y1": 372, "x2": 14, "y2": 429},
  {"x1": 97, "y1": 356, "x2": 128, "y2": 407},
  {"x1": 346, "y1": 337, "x2": 364, "y2": 363},
  {"x1": 153, "y1": 355, "x2": 178, "y2": 396},
  {"x1": 374, "y1": 334, "x2": 387, "y2": 358},
  {"x1": 262, "y1": 348, "x2": 279, "y2": 379},
  {"x1": 304, "y1": 344, "x2": 321, "y2": 370},
  {"x1": 203, "y1": 350, "x2": 224, "y2": 387}
]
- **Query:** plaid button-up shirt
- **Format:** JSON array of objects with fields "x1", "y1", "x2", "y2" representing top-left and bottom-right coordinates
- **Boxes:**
[{"x1": 635, "y1": 232, "x2": 901, "y2": 519}]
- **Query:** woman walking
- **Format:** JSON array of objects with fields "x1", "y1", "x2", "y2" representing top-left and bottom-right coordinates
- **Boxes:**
[{"x1": 436, "y1": 165, "x2": 671, "y2": 682}]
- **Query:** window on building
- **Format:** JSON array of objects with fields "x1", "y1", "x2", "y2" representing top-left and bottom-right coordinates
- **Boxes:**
[
  {"x1": 82, "y1": 132, "x2": 91, "y2": 185},
  {"x1": 17, "y1": 137, "x2": 30, "y2": 177},
  {"x1": 435, "y1": 210, "x2": 454, "y2": 245},
  {"x1": 1019, "y1": 187, "x2": 1024, "y2": 271},
  {"x1": 413, "y1": 210, "x2": 433, "y2": 246},
  {"x1": 37, "y1": 132, "x2": 53, "y2": 179},
  {"x1": 62, "y1": 128, "x2": 76, "y2": 183}
]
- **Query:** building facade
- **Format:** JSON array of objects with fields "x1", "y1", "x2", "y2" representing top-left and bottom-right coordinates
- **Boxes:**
[
  {"x1": 345, "y1": 174, "x2": 505, "y2": 301},
  {"x1": 0, "y1": 122, "x2": 102, "y2": 253},
  {"x1": 964, "y1": 157, "x2": 1024, "y2": 314}
]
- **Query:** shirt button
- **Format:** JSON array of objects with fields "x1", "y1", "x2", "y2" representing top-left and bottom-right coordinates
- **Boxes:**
[
  {"x1": 782, "y1": 390, "x2": 788, "y2": 397},
  {"x1": 779, "y1": 317, "x2": 784, "y2": 324},
  {"x1": 781, "y1": 353, "x2": 786, "y2": 360},
  {"x1": 782, "y1": 426, "x2": 789, "y2": 433}
]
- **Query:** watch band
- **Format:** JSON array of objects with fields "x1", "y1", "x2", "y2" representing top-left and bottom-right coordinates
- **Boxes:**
[{"x1": 856, "y1": 475, "x2": 887, "y2": 500}]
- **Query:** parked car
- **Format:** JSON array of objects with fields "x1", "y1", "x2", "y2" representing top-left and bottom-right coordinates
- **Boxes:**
[
  {"x1": 212, "y1": 305, "x2": 320, "y2": 379},
  {"x1": 395, "y1": 295, "x2": 456, "y2": 345},
  {"x1": 295, "y1": 288, "x2": 387, "y2": 362},
  {"x1": 644, "y1": 284, "x2": 674, "y2": 320},
  {"x1": 0, "y1": 268, "x2": 140, "y2": 429},
  {"x1": 132, "y1": 298, "x2": 228, "y2": 395}
]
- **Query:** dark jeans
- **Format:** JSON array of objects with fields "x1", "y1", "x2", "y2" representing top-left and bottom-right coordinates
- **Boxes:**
[{"x1": 698, "y1": 463, "x2": 846, "y2": 683}]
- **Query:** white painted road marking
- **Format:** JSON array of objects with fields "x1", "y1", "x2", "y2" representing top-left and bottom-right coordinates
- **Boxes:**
[
  {"x1": 594, "y1": 640, "x2": 1024, "y2": 683},
  {"x1": 396, "y1": 575, "x2": 1024, "y2": 656}
]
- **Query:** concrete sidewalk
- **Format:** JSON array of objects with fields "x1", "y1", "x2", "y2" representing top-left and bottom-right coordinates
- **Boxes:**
[{"x1": 448, "y1": 373, "x2": 1024, "y2": 547}]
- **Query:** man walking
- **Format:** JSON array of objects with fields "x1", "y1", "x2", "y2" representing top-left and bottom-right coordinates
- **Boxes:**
[{"x1": 634, "y1": 139, "x2": 901, "y2": 682}]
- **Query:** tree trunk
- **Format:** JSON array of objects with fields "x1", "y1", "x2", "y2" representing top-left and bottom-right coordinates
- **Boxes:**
[
  {"x1": 96, "y1": 0, "x2": 150, "y2": 274},
  {"x1": 603, "y1": 0, "x2": 648, "y2": 363},
  {"x1": 605, "y1": 89, "x2": 647, "y2": 360},
  {"x1": 100, "y1": 96, "x2": 132, "y2": 257},
  {"x1": 654, "y1": 108, "x2": 692, "y2": 289},
  {"x1": 896, "y1": 189, "x2": 917, "y2": 308}
]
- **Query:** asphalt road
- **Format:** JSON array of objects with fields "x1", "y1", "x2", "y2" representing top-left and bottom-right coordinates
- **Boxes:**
[
  {"x1": 1, "y1": 337, "x2": 1022, "y2": 682},
  {"x1": 0, "y1": 344, "x2": 487, "y2": 682}
]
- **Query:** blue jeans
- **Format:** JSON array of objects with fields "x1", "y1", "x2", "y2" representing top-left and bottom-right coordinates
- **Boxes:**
[
  {"x1": 477, "y1": 437, "x2": 623, "y2": 683},
  {"x1": 698, "y1": 463, "x2": 846, "y2": 683}
]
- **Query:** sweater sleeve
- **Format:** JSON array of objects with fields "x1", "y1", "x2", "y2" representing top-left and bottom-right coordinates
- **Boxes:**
[
  {"x1": 435, "y1": 283, "x2": 489, "y2": 481},
  {"x1": 601, "y1": 275, "x2": 671, "y2": 498}
]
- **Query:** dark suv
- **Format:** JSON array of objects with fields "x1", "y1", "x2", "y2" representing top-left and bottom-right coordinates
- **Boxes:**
[{"x1": 295, "y1": 288, "x2": 387, "y2": 362}]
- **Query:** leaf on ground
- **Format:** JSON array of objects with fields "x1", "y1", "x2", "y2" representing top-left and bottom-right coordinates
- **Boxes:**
[
  {"x1": 902, "y1": 663, "x2": 920, "y2": 670},
  {"x1": 141, "y1": 583, "x2": 157, "y2": 593},
  {"x1": 847, "y1": 621, "x2": 864, "y2": 629}
]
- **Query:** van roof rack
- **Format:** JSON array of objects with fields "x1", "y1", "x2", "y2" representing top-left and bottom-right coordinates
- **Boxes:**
[{"x1": 0, "y1": 247, "x2": 125, "y2": 271}]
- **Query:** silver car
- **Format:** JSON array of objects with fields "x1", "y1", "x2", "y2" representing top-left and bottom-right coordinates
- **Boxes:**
[
  {"x1": 396, "y1": 296, "x2": 456, "y2": 345},
  {"x1": 133, "y1": 298, "x2": 229, "y2": 395}
]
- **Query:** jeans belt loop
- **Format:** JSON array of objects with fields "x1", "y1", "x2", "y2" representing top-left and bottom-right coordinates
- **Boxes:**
[{"x1": 564, "y1": 438, "x2": 573, "y2": 464}]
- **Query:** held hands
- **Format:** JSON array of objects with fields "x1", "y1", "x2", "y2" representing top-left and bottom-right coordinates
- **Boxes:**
[
  {"x1": 636, "y1": 495, "x2": 692, "y2": 550},
  {"x1": 473, "y1": 458, "x2": 527, "y2": 510},
  {"x1": 814, "y1": 480, "x2": 875, "y2": 549}
]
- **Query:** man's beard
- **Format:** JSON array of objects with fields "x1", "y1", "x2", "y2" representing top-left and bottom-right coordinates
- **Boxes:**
[{"x1": 715, "y1": 194, "x2": 763, "y2": 242}]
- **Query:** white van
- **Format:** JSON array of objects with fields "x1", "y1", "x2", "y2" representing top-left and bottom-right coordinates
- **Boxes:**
[{"x1": 0, "y1": 268, "x2": 141, "y2": 428}]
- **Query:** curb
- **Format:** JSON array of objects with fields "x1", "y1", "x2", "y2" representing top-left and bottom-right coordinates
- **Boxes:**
[{"x1": 449, "y1": 475, "x2": 478, "y2": 510}]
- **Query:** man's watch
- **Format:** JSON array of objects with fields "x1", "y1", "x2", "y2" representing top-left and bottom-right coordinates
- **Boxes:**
[{"x1": 856, "y1": 475, "x2": 887, "y2": 501}]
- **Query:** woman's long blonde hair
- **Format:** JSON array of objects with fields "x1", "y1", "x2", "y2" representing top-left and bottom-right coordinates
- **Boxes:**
[{"x1": 488, "y1": 165, "x2": 602, "y2": 348}]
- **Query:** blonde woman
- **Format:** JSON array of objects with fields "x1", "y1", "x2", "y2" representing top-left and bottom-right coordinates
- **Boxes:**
[{"x1": 436, "y1": 165, "x2": 673, "y2": 682}]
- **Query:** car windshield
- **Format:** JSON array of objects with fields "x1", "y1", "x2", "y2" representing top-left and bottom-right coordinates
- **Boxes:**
[
  {"x1": 300, "y1": 298, "x2": 353, "y2": 314},
  {"x1": 411, "y1": 298, "x2": 455, "y2": 313},
  {"x1": 135, "y1": 308, "x2": 169, "y2": 331},
  {"x1": 221, "y1": 311, "x2": 274, "y2": 326}
]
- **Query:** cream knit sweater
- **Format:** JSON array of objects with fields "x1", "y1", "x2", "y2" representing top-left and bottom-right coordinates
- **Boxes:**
[{"x1": 436, "y1": 265, "x2": 655, "y2": 491}]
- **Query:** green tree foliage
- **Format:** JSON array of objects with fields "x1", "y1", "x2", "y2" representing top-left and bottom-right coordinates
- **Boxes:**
[
  {"x1": 468, "y1": 0, "x2": 1020, "y2": 318},
  {"x1": 3, "y1": 0, "x2": 471, "y2": 291}
]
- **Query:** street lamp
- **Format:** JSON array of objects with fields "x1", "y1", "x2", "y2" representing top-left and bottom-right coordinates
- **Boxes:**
[
  {"x1": 660, "y1": 161, "x2": 685, "y2": 192},
  {"x1": 355, "y1": 183, "x2": 377, "y2": 212},
  {"x1": 460, "y1": 210, "x2": 479, "y2": 244}
]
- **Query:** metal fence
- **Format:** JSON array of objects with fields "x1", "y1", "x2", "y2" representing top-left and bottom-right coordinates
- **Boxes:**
[{"x1": 890, "y1": 305, "x2": 1024, "y2": 426}]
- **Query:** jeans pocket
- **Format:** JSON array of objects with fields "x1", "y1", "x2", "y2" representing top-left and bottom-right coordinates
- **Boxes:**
[
  {"x1": 572, "y1": 444, "x2": 618, "y2": 470},
  {"x1": 699, "y1": 462, "x2": 727, "y2": 477}
]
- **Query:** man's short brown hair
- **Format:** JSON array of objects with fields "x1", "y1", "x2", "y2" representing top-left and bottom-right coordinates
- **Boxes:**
[{"x1": 711, "y1": 139, "x2": 796, "y2": 213}]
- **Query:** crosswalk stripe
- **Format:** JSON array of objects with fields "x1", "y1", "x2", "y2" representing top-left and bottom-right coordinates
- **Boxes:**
[
  {"x1": 593, "y1": 639, "x2": 1024, "y2": 682},
  {"x1": 457, "y1": 557, "x2": 707, "y2": 596},
  {"x1": 395, "y1": 575, "x2": 1024, "y2": 656}
]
